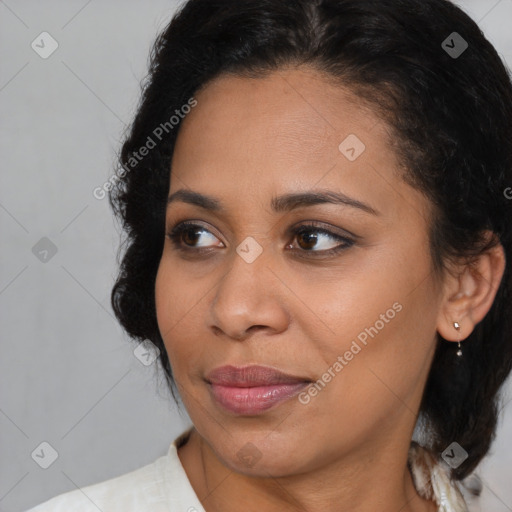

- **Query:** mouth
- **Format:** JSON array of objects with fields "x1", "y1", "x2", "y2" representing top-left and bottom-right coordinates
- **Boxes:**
[
  {"x1": 205, "y1": 364, "x2": 312, "y2": 386},
  {"x1": 205, "y1": 365, "x2": 312, "y2": 415}
]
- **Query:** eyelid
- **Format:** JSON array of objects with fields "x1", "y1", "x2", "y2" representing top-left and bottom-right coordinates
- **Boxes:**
[
  {"x1": 167, "y1": 217, "x2": 357, "y2": 240},
  {"x1": 288, "y1": 219, "x2": 359, "y2": 240},
  {"x1": 168, "y1": 219, "x2": 226, "y2": 244}
]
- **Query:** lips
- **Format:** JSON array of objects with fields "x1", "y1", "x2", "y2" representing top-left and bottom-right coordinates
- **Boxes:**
[
  {"x1": 205, "y1": 365, "x2": 312, "y2": 387},
  {"x1": 205, "y1": 365, "x2": 312, "y2": 415}
]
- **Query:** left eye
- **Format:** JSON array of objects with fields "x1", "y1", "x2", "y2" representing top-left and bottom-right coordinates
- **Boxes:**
[{"x1": 288, "y1": 226, "x2": 354, "y2": 253}]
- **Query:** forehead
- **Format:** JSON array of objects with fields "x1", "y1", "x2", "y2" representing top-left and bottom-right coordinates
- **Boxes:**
[
  {"x1": 169, "y1": 66, "x2": 429, "y2": 223},
  {"x1": 176, "y1": 66, "x2": 383, "y2": 165}
]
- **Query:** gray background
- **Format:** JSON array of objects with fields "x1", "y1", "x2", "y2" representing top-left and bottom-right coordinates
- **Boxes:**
[{"x1": 0, "y1": 1, "x2": 511, "y2": 511}]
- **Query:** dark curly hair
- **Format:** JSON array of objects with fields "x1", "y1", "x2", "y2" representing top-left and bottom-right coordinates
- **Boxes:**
[{"x1": 109, "y1": 0, "x2": 512, "y2": 482}]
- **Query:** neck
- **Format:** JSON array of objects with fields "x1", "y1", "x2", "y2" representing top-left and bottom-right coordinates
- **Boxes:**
[{"x1": 178, "y1": 427, "x2": 438, "y2": 512}]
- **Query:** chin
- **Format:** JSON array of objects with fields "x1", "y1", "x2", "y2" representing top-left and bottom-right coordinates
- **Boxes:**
[{"x1": 213, "y1": 432, "x2": 309, "y2": 477}]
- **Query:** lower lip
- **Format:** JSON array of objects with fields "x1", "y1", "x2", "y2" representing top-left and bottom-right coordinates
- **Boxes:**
[{"x1": 208, "y1": 382, "x2": 309, "y2": 415}]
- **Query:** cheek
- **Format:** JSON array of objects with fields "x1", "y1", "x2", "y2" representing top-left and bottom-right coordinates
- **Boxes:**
[
  {"x1": 155, "y1": 261, "x2": 179, "y2": 338},
  {"x1": 286, "y1": 248, "x2": 427, "y2": 354},
  {"x1": 296, "y1": 297, "x2": 437, "y2": 451},
  {"x1": 155, "y1": 253, "x2": 211, "y2": 327},
  {"x1": 301, "y1": 242, "x2": 439, "y2": 406},
  {"x1": 155, "y1": 259, "x2": 216, "y2": 377},
  {"x1": 155, "y1": 260, "x2": 194, "y2": 361}
]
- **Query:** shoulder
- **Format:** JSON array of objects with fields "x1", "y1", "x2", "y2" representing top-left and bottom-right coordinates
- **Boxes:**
[
  {"x1": 25, "y1": 429, "x2": 199, "y2": 512},
  {"x1": 25, "y1": 455, "x2": 168, "y2": 512}
]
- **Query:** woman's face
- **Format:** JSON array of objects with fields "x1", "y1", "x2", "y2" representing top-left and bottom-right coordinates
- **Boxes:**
[{"x1": 155, "y1": 66, "x2": 443, "y2": 476}]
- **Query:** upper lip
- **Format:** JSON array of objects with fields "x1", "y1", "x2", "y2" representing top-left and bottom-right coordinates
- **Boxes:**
[{"x1": 206, "y1": 365, "x2": 312, "y2": 387}]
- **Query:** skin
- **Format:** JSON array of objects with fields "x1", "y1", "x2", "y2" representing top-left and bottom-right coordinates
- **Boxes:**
[{"x1": 154, "y1": 66, "x2": 506, "y2": 512}]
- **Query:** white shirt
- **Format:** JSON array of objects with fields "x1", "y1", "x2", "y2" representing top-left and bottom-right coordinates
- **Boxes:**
[
  {"x1": 26, "y1": 427, "x2": 206, "y2": 512},
  {"x1": 26, "y1": 428, "x2": 470, "y2": 512}
]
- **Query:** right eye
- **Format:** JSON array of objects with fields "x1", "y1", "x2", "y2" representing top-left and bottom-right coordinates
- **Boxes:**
[{"x1": 167, "y1": 221, "x2": 224, "y2": 252}]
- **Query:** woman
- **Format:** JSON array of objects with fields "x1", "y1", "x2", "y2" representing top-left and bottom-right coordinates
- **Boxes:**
[{"x1": 27, "y1": 0, "x2": 512, "y2": 511}]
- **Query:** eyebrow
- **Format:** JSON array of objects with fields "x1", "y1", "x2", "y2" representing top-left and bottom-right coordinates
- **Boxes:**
[{"x1": 167, "y1": 189, "x2": 379, "y2": 216}]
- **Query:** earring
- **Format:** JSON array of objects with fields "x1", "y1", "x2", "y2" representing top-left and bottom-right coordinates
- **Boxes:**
[{"x1": 453, "y1": 321, "x2": 462, "y2": 357}]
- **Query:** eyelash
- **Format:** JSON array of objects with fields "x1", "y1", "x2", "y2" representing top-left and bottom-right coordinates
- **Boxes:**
[{"x1": 166, "y1": 221, "x2": 355, "y2": 258}]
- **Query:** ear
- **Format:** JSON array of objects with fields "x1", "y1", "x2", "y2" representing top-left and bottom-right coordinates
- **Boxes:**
[{"x1": 437, "y1": 232, "x2": 506, "y2": 343}]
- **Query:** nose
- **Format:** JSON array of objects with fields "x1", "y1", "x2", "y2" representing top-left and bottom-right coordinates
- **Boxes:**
[{"x1": 208, "y1": 248, "x2": 290, "y2": 341}]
